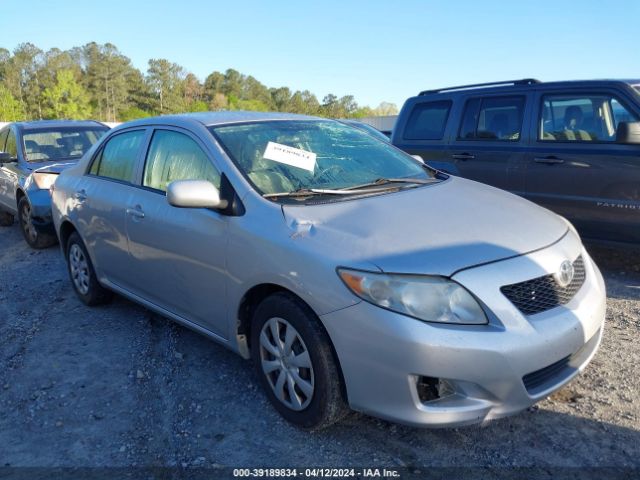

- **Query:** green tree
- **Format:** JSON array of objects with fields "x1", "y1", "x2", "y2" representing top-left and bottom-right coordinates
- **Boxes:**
[
  {"x1": 4, "y1": 43, "x2": 44, "y2": 119},
  {"x1": 80, "y1": 43, "x2": 140, "y2": 122},
  {"x1": 147, "y1": 58, "x2": 185, "y2": 113},
  {"x1": 42, "y1": 69, "x2": 92, "y2": 119},
  {"x1": 373, "y1": 101, "x2": 398, "y2": 116},
  {"x1": 0, "y1": 85, "x2": 24, "y2": 121}
]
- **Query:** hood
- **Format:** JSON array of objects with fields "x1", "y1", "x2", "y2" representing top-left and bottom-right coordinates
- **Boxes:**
[{"x1": 281, "y1": 177, "x2": 568, "y2": 277}]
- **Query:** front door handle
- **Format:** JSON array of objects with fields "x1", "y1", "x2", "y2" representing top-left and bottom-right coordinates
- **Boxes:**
[
  {"x1": 451, "y1": 153, "x2": 475, "y2": 160},
  {"x1": 126, "y1": 205, "x2": 145, "y2": 219},
  {"x1": 74, "y1": 190, "x2": 87, "y2": 202},
  {"x1": 534, "y1": 156, "x2": 564, "y2": 165}
]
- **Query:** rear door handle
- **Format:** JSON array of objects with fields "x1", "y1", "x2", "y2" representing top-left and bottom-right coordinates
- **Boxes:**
[
  {"x1": 126, "y1": 205, "x2": 145, "y2": 219},
  {"x1": 534, "y1": 156, "x2": 564, "y2": 164},
  {"x1": 451, "y1": 153, "x2": 475, "y2": 160},
  {"x1": 74, "y1": 190, "x2": 87, "y2": 202}
]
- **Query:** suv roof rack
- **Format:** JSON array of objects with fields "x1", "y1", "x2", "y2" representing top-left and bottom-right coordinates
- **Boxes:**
[{"x1": 419, "y1": 78, "x2": 541, "y2": 95}]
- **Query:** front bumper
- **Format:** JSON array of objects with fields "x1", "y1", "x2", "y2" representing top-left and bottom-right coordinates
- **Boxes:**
[{"x1": 320, "y1": 235, "x2": 606, "y2": 427}]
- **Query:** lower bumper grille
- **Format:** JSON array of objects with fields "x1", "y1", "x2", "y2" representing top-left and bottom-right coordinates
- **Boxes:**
[
  {"x1": 522, "y1": 327, "x2": 601, "y2": 395},
  {"x1": 523, "y1": 356, "x2": 570, "y2": 393}
]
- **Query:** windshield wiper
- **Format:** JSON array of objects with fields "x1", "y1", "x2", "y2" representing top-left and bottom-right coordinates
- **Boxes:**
[
  {"x1": 264, "y1": 177, "x2": 438, "y2": 199},
  {"x1": 264, "y1": 188, "x2": 372, "y2": 198},
  {"x1": 342, "y1": 177, "x2": 438, "y2": 191}
]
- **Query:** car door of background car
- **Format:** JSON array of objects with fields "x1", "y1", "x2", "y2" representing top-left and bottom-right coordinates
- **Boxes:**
[
  {"x1": 124, "y1": 127, "x2": 229, "y2": 339},
  {"x1": 524, "y1": 88, "x2": 640, "y2": 244},
  {"x1": 79, "y1": 128, "x2": 149, "y2": 287},
  {"x1": 0, "y1": 128, "x2": 21, "y2": 213},
  {"x1": 447, "y1": 93, "x2": 532, "y2": 194},
  {"x1": 0, "y1": 127, "x2": 11, "y2": 210}
]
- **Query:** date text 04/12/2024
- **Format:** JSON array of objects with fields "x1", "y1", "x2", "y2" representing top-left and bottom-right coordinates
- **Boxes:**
[{"x1": 232, "y1": 468, "x2": 401, "y2": 478}]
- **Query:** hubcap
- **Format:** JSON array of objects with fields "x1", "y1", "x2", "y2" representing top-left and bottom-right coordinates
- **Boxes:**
[
  {"x1": 21, "y1": 203, "x2": 37, "y2": 242},
  {"x1": 69, "y1": 244, "x2": 90, "y2": 295},
  {"x1": 259, "y1": 317, "x2": 314, "y2": 411}
]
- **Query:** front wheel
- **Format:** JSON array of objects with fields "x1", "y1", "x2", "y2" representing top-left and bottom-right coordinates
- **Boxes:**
[
  {"x1": 66, "y1": 232, "x2": 113, "y2": 306},
  {"x1": 18, "y1": 197, "x2": 56, "y2": 249},
  {"x1": 250, "y1": 292, "x2": 348, "y2": 429}
]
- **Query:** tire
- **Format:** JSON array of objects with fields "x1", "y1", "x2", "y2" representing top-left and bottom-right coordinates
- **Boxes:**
[
  {"x1": 0, "y1": 210, "x2": 14, "y2": 227},
  {"x1": 18, "y1": 197, "x2": 56, "y2": 249},
  {"x1": 250, "y1": 292, "x2": 349, "y2": 429},
  {"x1": 66, "y1": 232, "x2": 113, "y2": 306}
]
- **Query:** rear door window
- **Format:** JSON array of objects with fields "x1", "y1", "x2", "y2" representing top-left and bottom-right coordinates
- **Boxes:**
[
  {"x1": 89, "y1": 130, "x2": 145, "y2": 182},
  {"x1": 540, "y1": 94, "x2": 639, "y2": 142},
  {"x1": 403, "y1": 101, "x2": 452, "y2": 140},
  {"x1": 458, "y1": 96, "x2": 525, "y2": 141}
]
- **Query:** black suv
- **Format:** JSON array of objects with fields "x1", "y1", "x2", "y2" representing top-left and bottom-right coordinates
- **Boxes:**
[{"x1": 392, "y1": 79, "x2": 640, "y2": 246}]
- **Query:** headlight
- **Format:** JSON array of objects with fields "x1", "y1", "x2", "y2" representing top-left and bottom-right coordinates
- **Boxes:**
[
  {"x1": 32, "y1": 172, "x2": 58, "y2": 190},
  {"x1": 338, "y1": 268, "x2": 488, "y2": 325}
]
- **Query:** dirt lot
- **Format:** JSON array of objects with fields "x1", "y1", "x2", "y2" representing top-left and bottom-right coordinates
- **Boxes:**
[{"x1": 0, "y1": 223, "x2": 638, "y2": 476}]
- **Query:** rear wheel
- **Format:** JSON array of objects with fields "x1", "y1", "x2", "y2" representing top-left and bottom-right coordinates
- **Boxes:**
[
  {"x1": 0, "y1": 210, "x2": 13, "y2": 227},
  {"x1": 18, "y1": 197, "x2": 56, "y2": 249},
  {"x1": 250, "y1": 292, "x2": 348, "y2": 429},
  {"x1": 66, "y1": 232, "x2": 113, "y2": 306}
]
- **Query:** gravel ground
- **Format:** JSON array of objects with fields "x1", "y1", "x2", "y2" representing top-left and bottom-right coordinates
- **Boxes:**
[{"x1": 0, "y1": 223, "x2": 638, "y2": 476}]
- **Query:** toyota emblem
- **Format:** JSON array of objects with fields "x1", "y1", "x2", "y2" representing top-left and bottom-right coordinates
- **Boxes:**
[{"x1": 555, "y1": 260, "x2": 575, "y2": 288}]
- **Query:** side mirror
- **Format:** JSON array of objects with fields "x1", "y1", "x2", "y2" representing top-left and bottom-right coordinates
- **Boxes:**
[
  {"x1": 167, "y1": 180, "x2": 228, "y2": 209},
  {"x1": 0, "y1": 152, "x2": 15, "y2": 163},
  {"x1": 411, "y1": 154, "x2": 425, "y2": 164},
  {"x1": 616, "y1": 121, "x2": 640, "y2": 144}
]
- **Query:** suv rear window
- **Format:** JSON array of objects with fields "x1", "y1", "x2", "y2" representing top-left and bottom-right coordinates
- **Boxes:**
[
  {"x1": 458, "y1": 96, "x2": 525, "y2": 141},
  {"x1": 403, "y1": 101, "x2": 451, "y2": 140}
]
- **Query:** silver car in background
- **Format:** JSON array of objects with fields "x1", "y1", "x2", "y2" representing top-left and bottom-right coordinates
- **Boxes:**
[
  {"x1": 0, "y1": 120, "x2": 109, "y2": 248},
  {"x1": 51, "y1": 112, "x2": 606, "y2": 428}
]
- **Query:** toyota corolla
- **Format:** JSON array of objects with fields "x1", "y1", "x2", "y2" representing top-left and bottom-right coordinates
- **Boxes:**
[{"x1": 51, "y1": 112, "x2": 606, "y2": 428}]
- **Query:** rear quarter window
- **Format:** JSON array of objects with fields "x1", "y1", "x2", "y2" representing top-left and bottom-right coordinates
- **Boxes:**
[{"x1": 403, "y1": 101, "x2": 452, "y2": 140}]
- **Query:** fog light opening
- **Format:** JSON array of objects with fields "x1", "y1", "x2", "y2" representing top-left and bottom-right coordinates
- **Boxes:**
[{"x1": 417, "y1": 376, "x2": 456, "y2": 403}]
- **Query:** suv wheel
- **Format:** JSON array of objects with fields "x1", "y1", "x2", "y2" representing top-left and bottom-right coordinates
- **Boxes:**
[
  {"x1": 250, "y1": 292, "x2": 348, "y2": 429},
  {"x1": 66, "y1": 232, "x2": 113, "y2": 306},
  {"x1": 0, "y1": 210, "x2": 14, "y2": 226},
  {"x1": 18, "y1": 197, "x2": 56, "y2": 249}
]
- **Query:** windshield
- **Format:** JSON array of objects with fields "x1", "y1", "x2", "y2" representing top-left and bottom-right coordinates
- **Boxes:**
[
  {"x1": 22, "y1": 127, "x2": 108, "y2": 162},
  {"x1": 209, "y1": 120, "x2": 433, "y2": 197},
  {"x1": 342, "y1": 121, "x2": 390, "y2": 142}
]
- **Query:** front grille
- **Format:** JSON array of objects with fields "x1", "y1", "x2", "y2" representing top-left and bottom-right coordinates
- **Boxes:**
[
  {"x1": 500, "y1": 256, "x2": 585, "y2": 316},
  {"x1": 522, "y1": 355, "x2": 570, "y2": 393}
]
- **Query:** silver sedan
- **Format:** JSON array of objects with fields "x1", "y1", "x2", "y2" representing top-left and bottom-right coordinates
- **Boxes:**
[{"x1": 51, "y1": 112, "x2": 606, "y2": 428}]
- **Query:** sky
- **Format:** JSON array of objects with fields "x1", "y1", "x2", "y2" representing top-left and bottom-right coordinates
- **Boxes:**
[{"x1": 2, "y1": 0, "x2": 639, "y2": 110}]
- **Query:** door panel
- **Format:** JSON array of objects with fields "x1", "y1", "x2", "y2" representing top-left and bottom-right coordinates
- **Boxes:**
[
  {"x1": 77, "y1": 176, "x2": 138, "y2": 286},
  {"x1": 448, "y1": 95, "x2": 530, "y2": 193},
  {"x1": 79, "y1": 128, "x2": 148, "y2": 285},
  {"x1": 124, "y1": 128, "x2": 228, "y2": 337},
  {"x1": 125, "y1": 189, "x2": 228, "y2": 337},
  {"x1": 0, "y1": 130, "x2": 19, "y2": 212},
  {"x1": 524, "y1": 90, "x2": 640, "y2": 243}
]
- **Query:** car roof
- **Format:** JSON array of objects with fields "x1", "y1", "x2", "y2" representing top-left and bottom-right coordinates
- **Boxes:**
[
  {"x1": 417, "y1": 79, "x2": 640, "y2": 97},
  {"x1": 12, "y1": 119, "x2": 108, "y2": 132},
  {"x1": 117, "y1": 111, "x2": 323, "y2": 131}
]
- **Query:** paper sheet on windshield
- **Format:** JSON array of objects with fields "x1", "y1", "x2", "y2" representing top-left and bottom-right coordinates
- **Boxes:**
[{"x1": 263, "y1": 141, "x2": 316, "y2": 172}]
